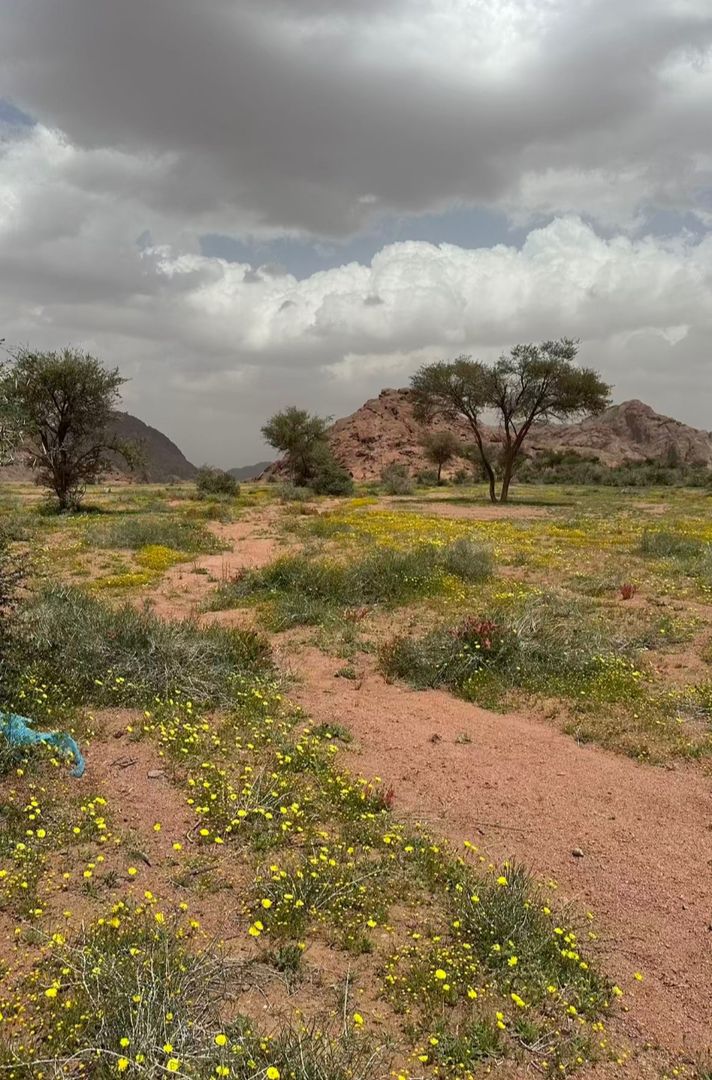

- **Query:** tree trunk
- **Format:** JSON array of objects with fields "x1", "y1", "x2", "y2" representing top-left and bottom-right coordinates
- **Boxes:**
[
  {"x1": 437, "y1": 462, "x2": 442, "y2": 484},
  {"x1": 500, "y1": 427, "x2": 532, "y2": 502},
  {"x1": 484, "y1": 458, "x2": 497, "y2": 503},
  {"x1": 466, "y1": 420, "x2": 498, "y2": 503},
  {"x1": 499, "y1": 451, "x2": 516, "y2": 503}
]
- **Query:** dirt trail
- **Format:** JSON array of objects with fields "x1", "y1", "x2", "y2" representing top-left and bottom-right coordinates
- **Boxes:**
[
  {"x1": 147, "y1": 501, "x2": 712, "y2": 1060},
  {"x1": 288, "y1": 646, "x2": 712, "y2": 1058},
  {"x1": 148, "y1": 509, "x2": 285, "y2": 620},
  {"x1": 381, "y1": 498, "x2": 554, "y2": 520}
]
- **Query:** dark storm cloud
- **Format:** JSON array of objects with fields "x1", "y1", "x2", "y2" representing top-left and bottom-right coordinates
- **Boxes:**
[
  {"x1": 1, "y1": 1, "x2": 711, "y2": 465},
  {"x1": 2, "y1": 0, "x2": 711, "y2": 234}
]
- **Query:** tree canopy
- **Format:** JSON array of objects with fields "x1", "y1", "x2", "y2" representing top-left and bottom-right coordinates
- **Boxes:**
[
  {"x1": 0, "y1": 347, "x2": 132, "y2": 509},
  {"x1": 411, "y1": 339, "x2": 611, "y2": 502},
  {"x1": 262, "y1": 407, "x2": 330, "y2": 487},
  {"x1": 421, "y1": 430, "x2": 461, "y2": 484},
  {"x1": 262, "y1": 406, "x2": 353, "y2": 494}
]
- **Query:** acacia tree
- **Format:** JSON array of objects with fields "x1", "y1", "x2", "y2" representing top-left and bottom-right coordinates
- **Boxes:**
[
  {"x1": 421, "y1": 430, "x2": 460, "y2": 484},
  {"x1": 261, "y1": 407, "x2": 331, "y2": 486},
  {"x1": 412, "y1": 339, "x2": 611, "y2": 503},
  {"x1": 1, "y1": 347, "x2": 133, "y2": 510}
]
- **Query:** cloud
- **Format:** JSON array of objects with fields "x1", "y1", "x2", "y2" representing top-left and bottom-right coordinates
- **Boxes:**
[
  {"x1": 0, "y1": 2, "x2": 711, "y2": 465},
  {"x1": 1, "y1": 0, "x2": 711, "y2": 233},
  {"x1": 1, "y1": 124, "x2": 710, "y2": 463}
]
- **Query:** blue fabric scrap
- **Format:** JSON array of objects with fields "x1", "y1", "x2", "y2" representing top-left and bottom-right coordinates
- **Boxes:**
[{"x1": 0, "y1": 712, "x2": 85, "y2": 777}]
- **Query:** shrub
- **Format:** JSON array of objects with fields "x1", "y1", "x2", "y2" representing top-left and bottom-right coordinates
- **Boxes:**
[
  {"x1": 639, "y1": 529, "x2": 707, "y2": 559},
  {"x1": 18, "y1": 908, "x2": 238, "y2": 1076},
  {"x1": 277, "y1": 482, "x2": 313, "y2": 503},
  {"x1": 518, "y1": 452, "x2": 712, "y2": 488},
  {"x1": 440, "y1": 537, "x2": 493, "y2": 583},
  {"x1": 6, "y1": 585, "x2": 272, "y2": 707},
  {"x1": 196, "y1": 465, "x2": 239, "y2": 497},
  {"x1": 415, "y1": 468, "x2": 440, "y2": 486},
  {"x1": 381, "y1": 590, "x2": 642, "y2": 707},
  {"x1": 209, "y1": 540, "x2": 493, "y2": 624},
  {"x1": 87, "y1": 515, "x2": 222, "y2": 554},
  {"x1": 381, "y1": 463, "x2": 414, "y2": 496},
  {"x1": 308, "y1": 445, "x2": 354, "y2": 496}
]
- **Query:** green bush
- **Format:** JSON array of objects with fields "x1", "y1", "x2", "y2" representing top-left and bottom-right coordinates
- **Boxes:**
[
  {"x1": 209, "y1": 540, "x2": 492, "y2": 625},
  {"x1": 196, "y1": 465, "x2": 240, "y2": 498},
  {"x1": 380, "y1": 591, "x2": 642, "y2": 707},
  {"x1": 381, "y1": 463, "x2": 414, "y2": 496},
  {"x1": 518, "y1": 451, "x2": 712, "y2": 488},
  {"x1": 639, "y1": 529, "x2": 707, "y2": 558},
  {"x1": 440, "y1": 537, "x2": 494, "y2": 583},
  {"x1": 277, "y1": 482, "x2": 313, "y2": 503},
  {"x1": 308, "y1": 445, "x2": 354, "y2": 496},
  {"x1": 415, "y1": 468, "x2": 440, "y2": 486},
  {"x1": 87, "y1": 515, "x2": 223, "y2": 554},
  {"x1": 6, "y1": 585, "x2": 272, "y2": 707}
]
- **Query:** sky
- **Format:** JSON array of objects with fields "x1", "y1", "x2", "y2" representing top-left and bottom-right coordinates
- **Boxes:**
[{"x1": 1, "y1": 1, "x2": 711, "y2": 467}]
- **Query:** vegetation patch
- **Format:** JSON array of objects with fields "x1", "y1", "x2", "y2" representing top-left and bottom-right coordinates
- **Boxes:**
[
  {"x1": 0, "y1": 602, "x2": 619, "y2": 1078},
  {"x1": 3, "y1": 478, "x2": 711, "y2": 1075},
  {"x1": 5, "y1": 585, "x2": 272, "y2": 708},
  {"x1": 86, "y1": 515, "x2": 223, "y2": 555},
  {"x1": 134, "y1": 544, "x2": 189, "y2": 571},
  {"x1": 381, "y1": 589, "x2": 640, "y2": 703},
  {"x1": 207, "y1": 539, "x2": 493, "y2": 628},
  {"x1": 639, "y1": 529, "x2": 712, "y2": 594}
]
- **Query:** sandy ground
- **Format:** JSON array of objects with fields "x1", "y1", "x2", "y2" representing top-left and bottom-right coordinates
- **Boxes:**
[
  {"x1": 288, "y1": 646, "x2": 712, "y2": 1059},
  {"x1": 147, "y1": 510, "x2": 285, "y2": 620},
  {"x1": 123, "y1": 499, "x2": 712, "y2": 1061}
]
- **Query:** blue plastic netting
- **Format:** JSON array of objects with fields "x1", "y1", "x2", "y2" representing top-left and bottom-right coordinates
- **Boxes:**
[{"x1": 0, "y1": 712, "x2": 85, "y2": 777}]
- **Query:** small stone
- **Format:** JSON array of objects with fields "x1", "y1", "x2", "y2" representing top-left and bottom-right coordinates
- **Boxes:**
[
  {"x1": 147, "y1": 769, "x2": 165, "y2": 779},
  {"x1": 572, "y1": 847, "x2": 585, "y2": 858}
]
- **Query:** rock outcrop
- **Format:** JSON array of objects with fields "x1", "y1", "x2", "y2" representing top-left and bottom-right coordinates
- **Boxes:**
[{"x1": 323, "y1": 390, "x2": 712, "y2": 480}]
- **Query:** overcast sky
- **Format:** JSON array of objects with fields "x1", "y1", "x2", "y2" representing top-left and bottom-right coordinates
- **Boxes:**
[{"x1": 1, "y1": 0, "x2": 711, "y2": 466}]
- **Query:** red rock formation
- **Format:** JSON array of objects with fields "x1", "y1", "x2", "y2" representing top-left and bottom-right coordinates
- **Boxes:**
[{"x1": 321, "y1": 391, "x2": 712, "y2": 480}]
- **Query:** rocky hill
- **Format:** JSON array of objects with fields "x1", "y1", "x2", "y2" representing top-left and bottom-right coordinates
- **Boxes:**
[
  {"x1": 229, "y1": 461, "x2": 273, "y2": 482},
  {"x1": 326, "y1": 390, "x2": 712, "y2": 480},
  {"x1": 0, "y1": 411, "x2": 197, "y2": 484},
  {"x1": 108, "y1": 413, "x2": 197, "y2": 482}
]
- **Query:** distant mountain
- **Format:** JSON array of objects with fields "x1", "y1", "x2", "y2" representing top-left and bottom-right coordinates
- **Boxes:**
[
  {"x1": 0, "y1": 411, "x2": 197, "y2": 484},
  {"x1": 228, "y1": 461, "x2": 272, "y2": 482},
  {"x1": 108, "y1": 413, "x2": 197, "y2": 482},
  {"x1": 324, "y1": 389, "x2": 712, "y2": 480}
]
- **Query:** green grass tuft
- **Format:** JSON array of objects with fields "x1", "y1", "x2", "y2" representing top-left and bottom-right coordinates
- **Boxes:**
[
  {"x1": 86, "y1": 515, "x2": 223, "y2": 554},
  {"x1": 5, "y1": 585, "x2": 272, "y2": 708},
  {"x1": 208, "y1": 539, "x2": 492, "y2": 627}
]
